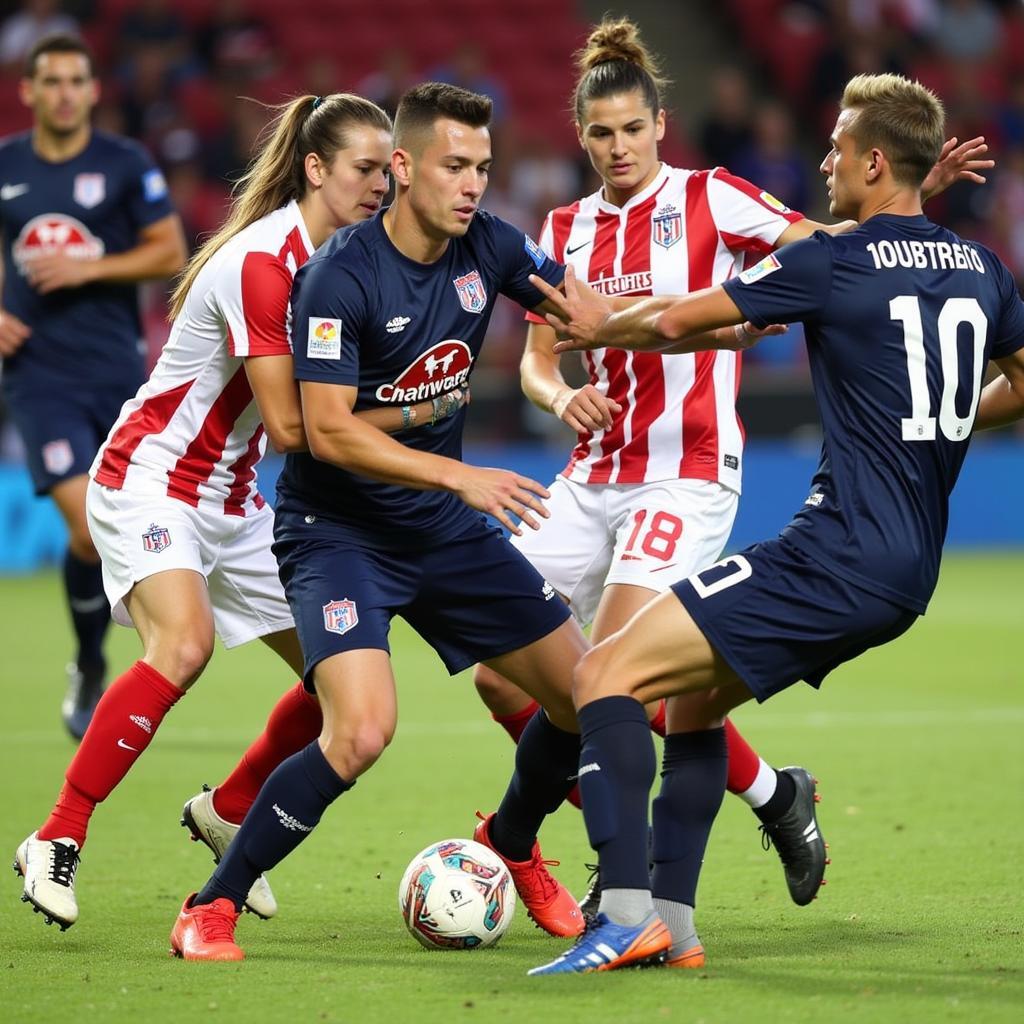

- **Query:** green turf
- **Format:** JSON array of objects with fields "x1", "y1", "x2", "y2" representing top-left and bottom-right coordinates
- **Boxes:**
[{"x1": 1, "y1": 554, "x2": 1021, "y2": 1023}]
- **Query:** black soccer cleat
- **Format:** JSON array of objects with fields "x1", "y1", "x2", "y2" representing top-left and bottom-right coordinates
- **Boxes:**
[
  {"x1": 61, "y1": 660, "x2": 106, "y2": 742},
  {"x1": 578, "y1": 862, "x2": 601, "y2": 925},
  {"x1": 759, "y1": 766, "x2": 828, "y2": 906}
]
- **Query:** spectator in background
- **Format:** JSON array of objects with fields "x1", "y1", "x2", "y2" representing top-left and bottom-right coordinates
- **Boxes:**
[
  {"x1": 0, "y1": 0, "x2": 78, "y2": 73},
  {"x1": 430, "y1": 41, "x2": 508, "y2": 124},
  {"x1": 929, "y1": 0, "x2": 1000, "y2": 62},
  {"x1": 195, "y1": 0, "x2": 275, "y2": 85},
  {"x1": 356, "y1": 47, "x2": 417, "y2": 118},
  {"x1": 732, "y1": 101, "x2": 810, "y2": 212},
  {"x1": 698, "y1": 66, "x2": 753, "y2": 170}
]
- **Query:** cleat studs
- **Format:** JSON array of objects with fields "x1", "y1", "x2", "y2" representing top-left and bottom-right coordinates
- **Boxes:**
[{"x1": 21, "y1": 893, "x2": 30, "y2": 903}]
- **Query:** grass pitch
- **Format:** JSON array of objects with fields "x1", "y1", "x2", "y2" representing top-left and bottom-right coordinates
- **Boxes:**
[{"x1": 1, "y1": 554, "x2": 1021, "y2": 1023}]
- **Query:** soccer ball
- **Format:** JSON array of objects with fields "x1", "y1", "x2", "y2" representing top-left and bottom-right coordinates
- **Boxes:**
[{"x1": 398, "y1": 838, "x2": 516, "y2": 949}]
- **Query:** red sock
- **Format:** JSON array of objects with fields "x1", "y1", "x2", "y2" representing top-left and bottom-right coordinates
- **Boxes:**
[
  {"x1": 648, "y1": 699, "x2": 667, "y2": 737},
  {"x1": 38, "y1": 661, "x2": 183, "y2": 847},
  {"x1": 724, "y1": 718, "x2": 761, "y2": 794},
  {"x1": 566, "y1": 784, "x2": 582, "y2": 809},
  {"x1": 492, "y1": 700, "x2": 540, "y2": 744},
  {"x1": 212, "y1": 681, "x2": 322, "y2": 824}
]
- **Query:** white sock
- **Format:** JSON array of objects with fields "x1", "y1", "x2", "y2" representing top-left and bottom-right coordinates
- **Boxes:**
[{"x1": 736, "y1": 759, "x2": 777, "y2": 808}]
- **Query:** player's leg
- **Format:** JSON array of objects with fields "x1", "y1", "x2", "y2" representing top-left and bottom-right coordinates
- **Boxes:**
[
  {"x1": 531, "y1": 590, "x2": 742, "y2": 975},
  {"x1": 173, "y1": 649, "x2": 394, "y2": 961},
  {"x1": 180, "y1": 628, "x2": 317, "y2": 920}
]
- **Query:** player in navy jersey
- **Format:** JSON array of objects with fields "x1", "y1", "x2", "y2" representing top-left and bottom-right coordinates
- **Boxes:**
[
  {"x1": 0, "y1": 35, "x2": 186, "y2": 739},
  {"x1": 526, "y1": 72, "x2": 1024, "y2": 974}
]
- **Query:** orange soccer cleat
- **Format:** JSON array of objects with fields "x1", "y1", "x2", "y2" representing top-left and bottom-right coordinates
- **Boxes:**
[
  {"x1": 170, "y1": 893, "x2": 244, "y2": 961},
  {"x1": 474, "y1": 811, "x2": 584, "y2": 938},
  {"x1": 664, "y1": 940, "x2": 706, "y2": 969}
]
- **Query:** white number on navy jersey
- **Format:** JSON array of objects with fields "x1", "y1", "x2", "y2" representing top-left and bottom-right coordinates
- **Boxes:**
[
  {"x1": 891, "y1": 295, "x2": 986, "y2": 443},
  {"x1": 689, "y1": 555, "x2": 752, "y2": 598}
]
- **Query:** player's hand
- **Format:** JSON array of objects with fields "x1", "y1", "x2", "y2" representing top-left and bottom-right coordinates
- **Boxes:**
[
  {"x1": 25, "y1": 253, "x2": 98, "y2": 294},
  {"x1": 552, "y1": 383, "x2": 622, "y2": 431},
  {"x1": 0, "y1": 307, "x2": 30, "y2": 355},
  {"x1": 529, "y1": 265, "x2": 613, "y2": 351},
  {"x1": 452, "y1": 465, "x2": 550, "y2": 536},
  {"x1": 921, "y1": 136, "x2": 994, "y2": 201},
  {"x1": 728, "y1": 321, "x2": 787, "y2": 350}
]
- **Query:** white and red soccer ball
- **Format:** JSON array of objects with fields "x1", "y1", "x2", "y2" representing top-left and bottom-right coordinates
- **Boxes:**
[{"x1": 398, "y1": 838, "x2": 516, "y2": 950}]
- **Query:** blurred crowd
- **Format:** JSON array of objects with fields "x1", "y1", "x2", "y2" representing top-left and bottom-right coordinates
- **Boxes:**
[{"x1": 1, "y1": 0, "x2": 1023, "y2": 443}]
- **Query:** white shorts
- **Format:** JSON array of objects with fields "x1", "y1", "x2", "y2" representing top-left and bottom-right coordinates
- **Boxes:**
[
  {"x1": 86, "y1": 482, "x2": 294, "y2": 649},
  {"x1": 512, "y1": 476, "x2": 738, "y2": 626}
]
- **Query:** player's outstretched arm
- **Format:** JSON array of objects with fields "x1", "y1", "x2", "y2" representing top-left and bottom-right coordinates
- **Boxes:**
[
  {"x1": 520, "y1": 321, "x2": 620, "y2": 432},
  {"x1": 301, "y1": 381, "x2": 549, "y2": 536},
  {"x1": 530, "y1": 266, "x2": 748, "y2": 354},
  {"x1": 974, "y1": 352, "x2": 1024, "y2": 430}
]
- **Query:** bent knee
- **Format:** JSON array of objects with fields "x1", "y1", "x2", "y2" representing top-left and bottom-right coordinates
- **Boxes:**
[
  {"x1": 322, "y1": 722, "x2": 393, "y2": 779},
  {"x1": 146, "y1": 635, "x2": 214, "y2": 688},
  {"x1": 572, "y1": 643, "x2": 622, "y2": 707}
]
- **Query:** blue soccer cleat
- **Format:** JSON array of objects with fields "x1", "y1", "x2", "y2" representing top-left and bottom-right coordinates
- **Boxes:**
[{"x1": 528, "y1": 911, "x2": 671, "y2": 975}]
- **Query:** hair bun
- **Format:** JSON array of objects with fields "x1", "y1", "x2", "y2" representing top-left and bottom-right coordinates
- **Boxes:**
[{"x1": 577, "y1": 17, "x2": 652, "y2": 75}]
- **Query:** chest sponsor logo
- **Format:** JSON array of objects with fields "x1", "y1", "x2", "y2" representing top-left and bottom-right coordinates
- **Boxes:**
[
  {"x1": 375, "y1": 340, "x2": 473, "y2": 403},
  {"x1": 453, "y1": 269, "x2": 487, "y2": 313},
  {"x1": 142, "y1": 523, "x2": 171, "y2": 553},
  {"x1": 1, "y1": 182, "x2": 29, "y2": 201},
  {"x1": 307, "y1": 317, "x2": 341, "y2": 359},
  {"x1": 73, "y1": 173, "x2": 106, "y2": 209},
  {"x1": 738, "y1": 253, "x2": 781, "y2": 285},
  {"x1": 12, "y1": 214, "x2": 105, "y2": 271},
  {"x1": 589, "y1": 270, "x2": 653, "y2": 297},
  {"x1": 322, "y1": 598, "x2": 358, "y2": 636},
  {"x1": 652, "y1": 205, "x2": 682, "y2": 249},
  {"x1": 386, "y1": 315, "x2": 411, "y2": 334}
]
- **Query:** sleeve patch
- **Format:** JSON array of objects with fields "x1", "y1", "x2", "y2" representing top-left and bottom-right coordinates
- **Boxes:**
[
  {"x1": 524, "y1": 235, "x2": 546, "y2": 269},
  {"x1": 759, "y1": 190, "x2": 791, "y2": 214},
  {"x1": 739, "y1": 253, "x2": 782, "y2": 284},
  {"x1": 307, "y1": 317, "x2": 342, "y2": 358},
  {"x1": 143, "y1": 168, "x2": 168, "y2": 201}
]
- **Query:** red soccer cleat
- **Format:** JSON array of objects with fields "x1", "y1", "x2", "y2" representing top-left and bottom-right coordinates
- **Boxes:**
[
  {"x1": 170, "y1": 893, "x2": 244, "y2": 961},
  {"x1": 474, "y1": 811, "x2": 584, "y2": 938}
]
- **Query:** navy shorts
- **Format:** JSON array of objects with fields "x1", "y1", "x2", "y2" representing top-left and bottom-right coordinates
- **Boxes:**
[
  {"x1": 4, "y1": 383, "x2": 136, "y2": 495},
  {"x1": 672, "y1": 536, "x2": 919, "y2": 702},
  {"x1": 272, "y1": 511, "x2": 572, "y2": 683}
]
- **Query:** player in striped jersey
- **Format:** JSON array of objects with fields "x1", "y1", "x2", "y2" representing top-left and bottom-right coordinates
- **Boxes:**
[
  {"x1": 472, "y1": 18, "x2": 993, "y2": 938},
  {"x1": 13, "y1": 93, "x2": 465, "y2": 934}
]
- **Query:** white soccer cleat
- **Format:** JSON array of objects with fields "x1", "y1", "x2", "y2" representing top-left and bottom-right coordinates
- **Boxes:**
[
  {"x1": 181, "y1": 787, "x2": 278, "y2": 919},
  {"x1": 14, "y1": 831, "x2": 80, "y2": 930}
]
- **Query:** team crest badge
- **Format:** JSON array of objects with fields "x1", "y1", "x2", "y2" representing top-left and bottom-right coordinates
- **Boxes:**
[
  {"x1": 652, "y1": 205, "x2": 682, "y2": 249},
  {"x1": 73, "y1": 173, "x2": 106, "y2": 209},
  {"x1": 453, "y1": 270, "x2": 487, "y2": 314},
  {"x1": 323, "y1": 598, "x2": 358, "y2": 636},
  {"x1": 41, "y1": 439, "x2": 73, "y2": 476},
  {"x1": 142, "y1": 523, "x2": 171, "y2": 553}
]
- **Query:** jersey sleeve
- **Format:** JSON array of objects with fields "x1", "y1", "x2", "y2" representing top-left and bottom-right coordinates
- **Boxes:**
[
  {"x1": 990, "y1": 257, "x2": 1024, "y2": 360},
  {"x1": 722, "y1": 234, "x2": 833, "y2": 328},
  {"x1": 123, "y1": 142, "x2": 176, "y2": 229},
  {"x1": 707, "y1": 168, "x2": 804, "y2": 257},
  {"x1": 289, "y1": 254, "x2": 367, "y2": 387},
  {"x1": 220, "y1": 251, "x2": 294, "y2": 358},
  {"x1": 492, "y1": 214, "x2": 564, "y2": 311},
  {"x1": 524, "y1": 211, "x2": 556, "y2": 325}
]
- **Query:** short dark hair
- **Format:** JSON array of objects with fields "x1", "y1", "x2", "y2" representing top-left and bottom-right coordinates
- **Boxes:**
[
  {"x1": 393, "y1": 82, "x2": 492, "y2": 151},
  {"x1": 24, "y1": 34, "x2": 94, "y2": 79}
]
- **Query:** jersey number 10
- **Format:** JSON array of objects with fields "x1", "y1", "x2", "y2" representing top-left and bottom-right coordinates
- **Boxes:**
[{"x1": 890, "y1": 295, "x2": 986, "y2": 443}]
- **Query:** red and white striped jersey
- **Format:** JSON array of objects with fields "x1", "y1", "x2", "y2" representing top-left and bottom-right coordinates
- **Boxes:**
[
  {"x1": 530, "y1": 163, "x2": 803, "y2": 491},
  {"x1": 91, "y1": 200, "x2": 313, "y2": 516}
]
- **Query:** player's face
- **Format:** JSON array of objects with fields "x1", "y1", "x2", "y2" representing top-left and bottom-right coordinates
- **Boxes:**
[
  {"x1": 577, "y1": 92, "x2": 665, "y2": 203},
  {"x1": 402, "y1": 118, "x2": 492, "y2": 239},
  {"x1": 820, "y1": 109, "x2": 864, "y2": 219},
  {"x1": 20, "y1": 53, "x2": 98, "y2": 136},
  {"x1": 317, "y1": 125, "x2": 392, "y2": 229}
]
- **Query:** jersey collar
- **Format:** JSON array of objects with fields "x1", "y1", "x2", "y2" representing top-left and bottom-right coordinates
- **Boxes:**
[
  {"x1": 288, "y1": 198, "x2": 316, "y2": 258},
  {"x1": 596, "y1": 162, "x2": 671, "y2": 215}
]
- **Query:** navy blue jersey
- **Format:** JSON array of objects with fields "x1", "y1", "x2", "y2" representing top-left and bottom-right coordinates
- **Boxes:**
[
  {"x1": 0, "y1": 130, "x2": 175, "y2": 394},
  {"x1": 277, "y1": 209, "x2": 563, "y2": 548},
  {"x1": 723, "y1": 214, "x2": 1024, "y2": 612}
]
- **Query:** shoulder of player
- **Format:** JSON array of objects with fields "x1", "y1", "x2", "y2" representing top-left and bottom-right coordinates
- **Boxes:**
[
  {"x1": 89, "y1": 130, "x2": 154, "y2": 163},
  {"x1": 0, "y1": 130, "x2": 31, "y2": 160}
]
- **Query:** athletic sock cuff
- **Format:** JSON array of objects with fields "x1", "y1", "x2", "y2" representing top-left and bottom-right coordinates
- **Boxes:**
[
  {"x1": 493, "y1": 700, "x2": 540, "y2": 728},
  {"x1": 131, "y1": 660, "x2": 185, "y2": 709},
  {"x1": 662, "y1": 727, "x2": 728, "y2": 772},
  {"x1": 578, "y1": 695, "x2": 649, "y2": 740},
  {"x1": 300, "y1": 741, "x2": 352, "y2": 801}
]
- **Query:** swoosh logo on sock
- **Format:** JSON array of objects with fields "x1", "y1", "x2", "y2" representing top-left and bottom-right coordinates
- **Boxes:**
[{"x1": 117, "y1": 738, "x2": 139, "y2": 751}]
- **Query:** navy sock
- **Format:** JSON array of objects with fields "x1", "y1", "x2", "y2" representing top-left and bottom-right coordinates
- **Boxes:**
[
  {"x1": 195, "y1": 742, "x2": 352, "y2": 910},
  {"x1": 63, "y1": 551, "x2": 109, "y2": 670},
  {"x1": 753, "y1": 769, "x2": 796, "y2": 824},
  {"x1": 489, "y1": 709, "x2": 580, "y2": 862},
  {"x1": 577, "y1": 696, "x2": 654, "y2": 891},
  {"x1": 651, "y1": 728, "x2": 728, "y2": 908}
]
